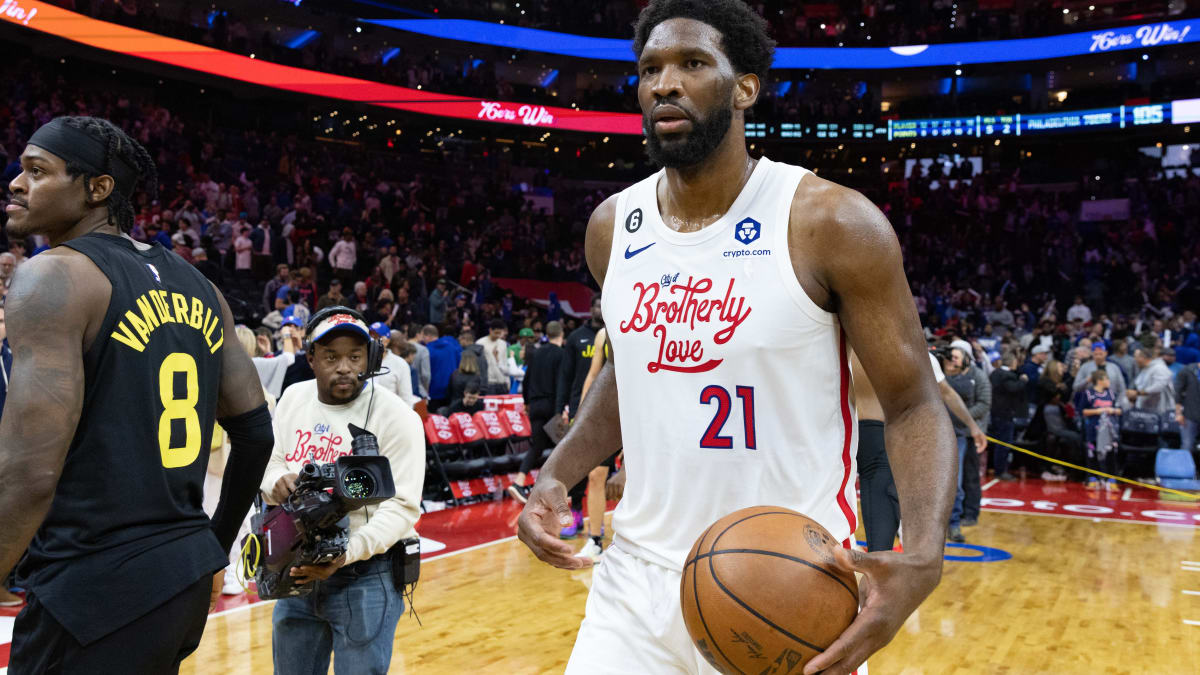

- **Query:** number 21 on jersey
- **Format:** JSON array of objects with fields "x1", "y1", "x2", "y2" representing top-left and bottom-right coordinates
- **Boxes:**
[
  {"x1": 699, "y1": 385, "x2": 756, "y2": 450},
  {"x1": 158, "y1": 352, "x2": 202, "y2": 468}
]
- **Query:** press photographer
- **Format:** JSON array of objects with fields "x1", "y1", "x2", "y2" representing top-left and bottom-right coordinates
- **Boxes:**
[{"x1": 259, "y1": 306, "x2": 425, "y2": 674}]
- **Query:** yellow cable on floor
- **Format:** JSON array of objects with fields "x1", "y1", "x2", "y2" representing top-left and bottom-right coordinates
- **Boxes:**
[{"x1": 986, "y1": 435, "x2": 1200, "y2": 501}]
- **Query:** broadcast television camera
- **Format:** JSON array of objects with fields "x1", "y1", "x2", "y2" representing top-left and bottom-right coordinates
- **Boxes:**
[{"x1": 247, "y1": 423, "x2": 395, "y2": 599}]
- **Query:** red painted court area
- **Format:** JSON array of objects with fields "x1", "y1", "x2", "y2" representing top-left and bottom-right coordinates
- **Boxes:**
[{"x1": 980, "y1": 477, "x2": 1200, "y2": 526}]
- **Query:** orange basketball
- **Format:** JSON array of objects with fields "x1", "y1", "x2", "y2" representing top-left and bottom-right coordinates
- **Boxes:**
[{"x1": 680, "y1": 506, "x2": 859, "y2": 674}]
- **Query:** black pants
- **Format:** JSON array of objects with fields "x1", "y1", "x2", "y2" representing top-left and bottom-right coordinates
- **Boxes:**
[
  {"x1": 10, "y1": 575, "x2": 211, "y2": 675},
  {"x1": 519, "y1": 413, "x2": 554, "y2": 475},
  {"x1": 857, "y1": 420, "x2": 900, "y2": 552},
  {"x1": 991, "y1": 417, "x2": 1015, "y2": 475},
  {"x1": 962, "y1": 430, "x2": 982, "y2": 521}
]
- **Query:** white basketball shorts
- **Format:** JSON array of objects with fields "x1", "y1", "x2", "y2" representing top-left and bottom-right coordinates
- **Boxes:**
[{"x1": 565, "y1": 540, "x2": 866, "y2": 675}]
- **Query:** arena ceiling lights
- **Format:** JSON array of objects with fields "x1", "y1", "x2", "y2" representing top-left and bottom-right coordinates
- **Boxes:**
[
  {"x1": 366, "y1": 17, "x2": 1200, "y2": 69},
  {"x1": 0, "y1": 0, "x2": 642, "y2": 135}
]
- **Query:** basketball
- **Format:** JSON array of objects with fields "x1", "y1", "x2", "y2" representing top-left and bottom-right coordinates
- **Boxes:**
[{"x1": 681, "y1": 506, "x2": 859, "y2": 674}]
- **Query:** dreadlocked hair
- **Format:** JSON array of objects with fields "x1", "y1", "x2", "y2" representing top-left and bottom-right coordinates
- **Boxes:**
[
  {"x1": 59, "y1": 116, "x2": 158, "y2": 233},
  {"x1": 632, "y1": 0, "x2": 775, "y2": 80}
]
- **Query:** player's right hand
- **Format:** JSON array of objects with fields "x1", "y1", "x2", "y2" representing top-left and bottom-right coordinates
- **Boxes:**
[
  {"x1": 270, "y1": 473, "x2": 299, "y2": 504},
  {"x1": 516, "y1": 478, "x2": 590, "y2": 570}
]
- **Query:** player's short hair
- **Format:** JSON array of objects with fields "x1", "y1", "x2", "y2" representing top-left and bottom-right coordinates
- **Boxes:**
[
  {"x1": 632, "y1": 0, "x2": 775, "y2": 80},
  {"x1": 546, "y1": 321, "x2": 564, "y2": 339}
]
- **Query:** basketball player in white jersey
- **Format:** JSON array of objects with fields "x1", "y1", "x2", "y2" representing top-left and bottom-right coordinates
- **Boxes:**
[{"x1": 517, "y1": 2, "x2": 957, "y2": 674}]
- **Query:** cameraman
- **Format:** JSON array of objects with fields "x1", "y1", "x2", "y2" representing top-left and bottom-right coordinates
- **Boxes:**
[{"x1": 259, "y1": 308, "x2": 425, "y2": 674}]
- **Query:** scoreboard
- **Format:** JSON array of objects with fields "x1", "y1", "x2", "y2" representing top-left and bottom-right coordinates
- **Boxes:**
[{"x1": 747, "y1": 98, "x2": 1192, "y2": 143}]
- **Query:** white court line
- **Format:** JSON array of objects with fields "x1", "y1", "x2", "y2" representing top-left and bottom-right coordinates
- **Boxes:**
[
  {"x1": 1183, "y1": 566, "x2": 1200, "y2": 573},
  {"x1": 1122, "y1": 488, "x2": 1132, "y2": 501},
  {"x1": 981, "y1": 507, "x2": 1199, "y2": 527},
  {"x1": 1183, "y1": 590, "x2": 1200, "y2": 595},
  {"x1": 1184, "y1": 619, "x2": 1200, "y2": 626},
  {"x1": 981, "y1": 479, "x2": 999, "y2": 491},
  {"x1": 1183, "y1": 561, "x2": 1200, "y2": 566}
]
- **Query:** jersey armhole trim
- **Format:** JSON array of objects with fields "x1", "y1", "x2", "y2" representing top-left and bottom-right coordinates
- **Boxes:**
[
  {"x1": 600, "y1": 188, "x2": 630, "y2": 319},
  {"x1": 773, "y1": 166, "x2": 836, "y2": 327}
]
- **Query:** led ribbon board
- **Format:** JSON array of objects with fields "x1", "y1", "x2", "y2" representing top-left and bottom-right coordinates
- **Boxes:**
[
  {"x1": 0, "y1": 0, "x2": 643, "y2": 134},
  {"x1": 367, "y1": 17, "x2": 1200, "y2": 69}
]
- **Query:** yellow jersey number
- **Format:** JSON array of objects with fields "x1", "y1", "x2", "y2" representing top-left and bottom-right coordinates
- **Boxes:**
[{"x1": 158, "y1": 352, "x2": 202, "y2": 468}]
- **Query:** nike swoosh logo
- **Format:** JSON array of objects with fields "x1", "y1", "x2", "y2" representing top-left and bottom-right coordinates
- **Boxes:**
[{"x1": 624, "y1": 242, "x2": 656, "y2": 259}]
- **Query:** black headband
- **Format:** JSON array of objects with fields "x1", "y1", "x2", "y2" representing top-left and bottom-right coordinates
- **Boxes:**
[{"x1": 27, "y1": 118, "x2": 139, "y2": 198}]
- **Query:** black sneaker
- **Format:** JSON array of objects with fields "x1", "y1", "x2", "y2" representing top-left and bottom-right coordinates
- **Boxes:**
[
  {"x1": 506, "y1": 484, "x2": 532, "y2": 504},
  {"x1": 961, "y1": 518, "x2": 978, "y2": 527},
  {"x1": 999, "y1": 472, "x2": 1017, "y2": 482},
  {"x1": 947, "y1": 525, "x2": 965, "y2": 543}
]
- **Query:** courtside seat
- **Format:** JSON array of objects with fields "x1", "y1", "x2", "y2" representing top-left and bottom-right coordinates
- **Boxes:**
[
  {"x1": 474, "y1": 411, "x2": 522, "y2": 473},
  {"x1": 1155, "y1": 448, "x2": 1200, "y2": 491},
  {"x1": 447, "y1": 413, "x2": 492, "y2": 477}
]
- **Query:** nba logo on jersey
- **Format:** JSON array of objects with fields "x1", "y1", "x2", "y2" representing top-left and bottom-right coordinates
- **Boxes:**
[
  {"x1": 735, "y1": 217, "x2": 761, "y2": 245},
  {"x1": 146, "y1": 263, "x2": 161, "y2": 283}
]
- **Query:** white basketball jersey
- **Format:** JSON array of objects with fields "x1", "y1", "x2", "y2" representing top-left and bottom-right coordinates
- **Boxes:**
[{"x1": 602, "y1": 156, "x2": 858, "y2": 572}]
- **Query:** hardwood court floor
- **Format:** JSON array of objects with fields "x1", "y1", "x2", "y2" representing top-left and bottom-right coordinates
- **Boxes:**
[{"x1": 181, "y1": 497, "x2": 1200, "y2": 674}]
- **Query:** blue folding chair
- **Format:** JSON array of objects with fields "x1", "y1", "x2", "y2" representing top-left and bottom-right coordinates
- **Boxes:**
[{"x1": 1155, "y1": 448, "x2": 1200, "y2": 491}]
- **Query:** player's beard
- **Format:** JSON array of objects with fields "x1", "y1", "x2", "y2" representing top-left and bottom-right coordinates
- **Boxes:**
[{"x1": 643, "y1": 94, "x2": 734, "y2": 169}]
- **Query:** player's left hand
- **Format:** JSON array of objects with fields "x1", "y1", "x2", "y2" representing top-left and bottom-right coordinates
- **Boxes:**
[
  {"x1": 802, "y1": 547, "x2": 942, "y2": 675},
  {"x1": 209, "y1": 570, "x2": 225, "y2": 612},
  {"x1": 290, "y1": 554, "x2": 347, "y2": 584}
]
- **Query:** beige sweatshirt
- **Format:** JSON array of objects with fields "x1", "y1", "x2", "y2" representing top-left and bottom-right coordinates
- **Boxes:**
[{"x1": 260, "y1": 379, "x2": 425, "y2": 564}]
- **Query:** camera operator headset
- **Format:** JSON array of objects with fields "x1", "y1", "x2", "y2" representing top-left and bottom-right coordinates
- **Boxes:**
[{"x1": 258, "y1": 305, "x2": 426, "y2": 674}]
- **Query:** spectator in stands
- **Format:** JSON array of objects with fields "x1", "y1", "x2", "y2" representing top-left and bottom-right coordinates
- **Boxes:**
[
  {"x1": 1072, "y1": 343, "x2": 1126, "y2": 403},
  {"x1": 447, "y1": 382, "x2": 485, "y2": 416},
  {"x1": 1040, "y1": 386, "x2": 1079, "y2": 482},
  {"x1": 329, "y1": 227, "x2": 357, "y2": 288},
  {"x1": 1128, "y1": 347, "x2": 1176, "y2": 414},
  {"x1": 370, "y1": 322, "x2": 417, "y2": 408},
  {"x1": 1067, "y1": 296, "x2": 1092, "y2": 324},
  {"x1": 508, "y1": 327, "x2": 536, "y2": 391},
  {"x1": 192, "y1": 247, "x2": 223, "y2": 286},
  {"x1": 0, "y1": 251, "x2": 16, "y2": 291},
  {"x1": 263, "y1": 264, "x2": 290, "y2": 314},
  {"x1": 426, "y1": 328, "x2": 462, "y2": 412},
  {"x1": 989, "y1": 353, "x2": 1026, "y2": 482},
  {"x1": 1020, "y1": 344, "x2": 1050, "y2": 402},
  {"x1": 428, "y1": 279, "x2": 448, "y2": 326},
  {"x1": 350, "y1": 281, "x2": 371, "y2": 314},
  {"x1": 294, "y1": 267, "x2": 318, "y2": 309},
  {"x1": 984, "y1": 298, "x2": 1014, "y2": 333},
  {"x1": 509, "y1": 320, "x2": 566, "y2": 503},
  {"x1": 234, "y1": 225, "x2": 253, "y2": 278},
  {"x1": 1109, "y1": 339, "x2": 1135, "y2": 383},
  {"x1": 446, "y1": 350, "x2": 482, "y2": 414},
  {"x1": 410, "y1": 324, "x2": 434, "y2": 399},
  {"x1": 243, "y1": 321, "x2": 301, "y2": 400},
  {"x1": 1176, "y1": 360, "x2": 1200, "y2": 452},
  {"x1": 316, "y1": 278, "x2": 345, "y2": 311},
  {"x1": 1163, "y1": 347, "x2": 1183, "y2": 377},
  {"x1": 1080, "y1": 370, "x2": 1122, "y2": 490},
  {"x1": 944, "y1": 346, "x2": 991, "y2": 541},
  {"x1": 209, "y1": 207, "x2": 234, "y2": 259},
  {"x1": 458, "y1": 329, "x2": 489, "y2": 384},
  {"x1": 477, "y1": 319, "x2": 512, "y2": 395}
]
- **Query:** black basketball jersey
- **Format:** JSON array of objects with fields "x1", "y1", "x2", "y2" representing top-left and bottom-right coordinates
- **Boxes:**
[{"x1": 17, "y1": 233, "x2": 228, "y2": 645}]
